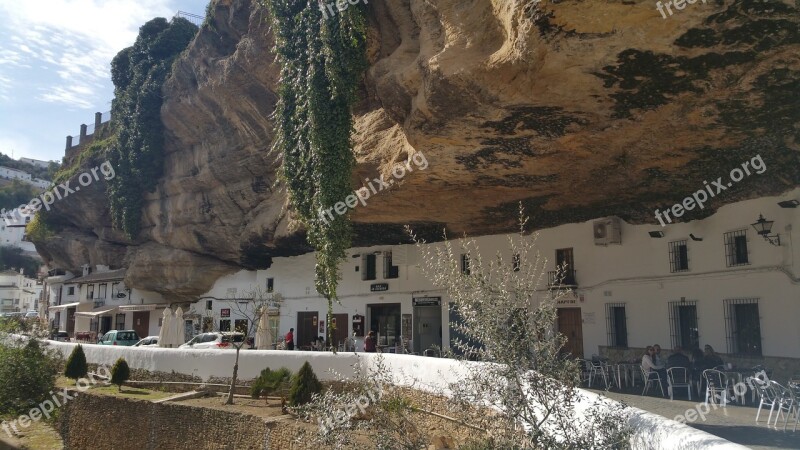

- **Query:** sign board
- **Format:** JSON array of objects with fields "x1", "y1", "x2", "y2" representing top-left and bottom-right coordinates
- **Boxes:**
[
  {"x1": 370, "y1": 283, "x2": 389, "y2": 292},
  {"x1": 583, "y1": 312, "x2": 596, "y2": 324},
  {"x1": 413, "y1": 297, "x2": 441, "y2": 307},
  {"x1": 220, "y1": 308, "x2": 230, "y2": 318},
  {"x1": 556, "y1": 298, "x2": 577, "y2": 305}
]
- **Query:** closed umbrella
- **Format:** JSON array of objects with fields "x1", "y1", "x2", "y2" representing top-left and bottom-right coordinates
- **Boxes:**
[
  {"x1": 173, "y1": 307, "x2": 185, "y2": 346},
  {"x1": 255, "y1": 312, "x2": 271, "y2": 350},
  {"x1": 158, "y1": 308, "x2": 172, "y2": 347}
]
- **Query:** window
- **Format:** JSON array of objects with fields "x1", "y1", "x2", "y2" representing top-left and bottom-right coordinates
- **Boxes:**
[
  {"x1": 605, "y1": 303, "x2": 628, "y2": 347},
  {"x1": 555, "y1": 248, "x2": 576, "y2": 285},
  {"x1": 669, "y1": 300, "x2": 699, "y2": 350},
  {"x1": 512, "y1": 253, "x2": 521, "y2": 272},
  {"x1": 115, "y1": 313, "x2": 125, "y2": 330},
  {"x1": 234, "y1": 319, "x2": 248, "y2": 334},
  {"x1": 383, "y1": 252, "x2": 399, "y2": 279},
  {"x1": 87, "y1": 285, "x2": 94, "y2": 300},
  {"x1": 67, "y1": 286, "x2": 74, "y2": 296},
  {"x1": 724, "y1": 229, "x2": 749, "y2": 267},
  {"x1": 461, "y1": 254, "x2": 470, "y2": 275},
  {"x1": 724, "y1": 298, "x2": 762, "y2": 356},
  {"x1": 99, "y1": 283, "x2": 107, "y2": 300},
  {"x1": 267, "y1": 278, "x2": 274, "y2": 293},
  {"x1": 362, "y1": 254, "x2": 376, "y2": 281},
  {"x1": 669, "y1": 240, "x2": 689, "y2": 272},
  {"x1": 89, "y1": 318, "x2": 97, "y2": 332},
  {"x1": 206, "y1": 300, "x2": 213, "y2": 310},
  {"x1": 219, "y1": 320, "x2": 231, "y2": 331},
  {"x1": 111, "y1": 282, "x2": 119, "y2": 297},
  {"x1": 269, "y1": 315, "x2": 280, "y2": 345}
]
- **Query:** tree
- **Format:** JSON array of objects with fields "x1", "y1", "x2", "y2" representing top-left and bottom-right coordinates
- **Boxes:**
[
  {"x1": 251, "y1": 367, "x2": 292, "y2": 405},
  {"x1": 187, "y1": 288, "x2": 283, "y2": 405},
  {"x1": 64, "y1": 344, "x2": 88, "y2": 383},
  {"x1": 288, "y1": 361, "x2": 322, "y2": 406},
  {"x1": 110, "y1": 357, "x2": 130, "y2": 392},
  {"x1": 0, "y1": 246, "x2": 42, "y2": 278},
  {"x1": 0, "y1": 339, "x2": 57, "y2": 416},
  {"x1": 407, "y1": 207, "x2": 631, "y2": 448}
]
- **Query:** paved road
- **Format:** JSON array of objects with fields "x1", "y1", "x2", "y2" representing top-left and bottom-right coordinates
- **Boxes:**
[{"x1": 592, "y1": 389, "x2": 800, "y2": 450}]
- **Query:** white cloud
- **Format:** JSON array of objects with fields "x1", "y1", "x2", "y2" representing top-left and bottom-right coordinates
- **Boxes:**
[{"x1": 0, "y1": 0, "x2": 179, "y2": 106}]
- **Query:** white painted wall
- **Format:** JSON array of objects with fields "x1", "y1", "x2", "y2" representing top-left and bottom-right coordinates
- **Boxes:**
[{"x1": 42, "y1": 341, "x2": 745, "y2": 450}]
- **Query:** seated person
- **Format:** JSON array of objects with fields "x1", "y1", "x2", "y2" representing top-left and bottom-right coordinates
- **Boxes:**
[
  {"x1": 666, "y1": 346, "x2": 691, "y2": 369},
  {"x1": 641, "y1": 346, "x2": 668, "y2": 395},
  {"x1": 704, "y1": 345, "x2": 724, "y2": 369}
]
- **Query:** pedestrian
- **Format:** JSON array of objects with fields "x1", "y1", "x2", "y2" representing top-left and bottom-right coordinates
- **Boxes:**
[
  {"x1": 364, "y1": 330, "x2": 376, "y2": 353},
  {"x1": 285, "y1": 328, "x2": 294, "y2": 350}
]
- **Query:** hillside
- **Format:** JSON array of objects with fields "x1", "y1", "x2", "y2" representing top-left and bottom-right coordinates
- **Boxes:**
[{"x1": 31, "y1": 0, "x2": 800, "y2": 298}]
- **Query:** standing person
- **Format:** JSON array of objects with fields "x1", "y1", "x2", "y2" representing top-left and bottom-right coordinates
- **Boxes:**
[
  {"x1": 285, "y1": 328, "x2": 294, "y2": 350},
  {"x1": 364, "y1": 330, "x2": 376, "y2": 353}
]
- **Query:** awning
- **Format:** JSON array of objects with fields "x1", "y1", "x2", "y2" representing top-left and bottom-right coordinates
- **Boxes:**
[
  {"x1": 49, "y1": 302, "x2": 80, "y2": 311},
  {"x1": 74, "y1": 305, "x2": 118, "y2": 318},
  {"x1": 118, "y1": 304, "x2": 167, "y2": 312}
]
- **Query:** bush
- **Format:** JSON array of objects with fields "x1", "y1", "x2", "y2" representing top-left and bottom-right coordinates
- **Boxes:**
[
  {"x1": 0, "y1": 340, "x2": 57, "y2": 415},
  {"x1": 288, "y1": 362, "x2": 322, "y2": 406},
  {"x1": 110, "y1": 357, "x2": 130, "y2": 391},
  {"x1": 64, "y1": 344, "x2": 88, "y2": 382},
  {"x1": 250, "y1": 367, "x2": 292, "y2": 403}
]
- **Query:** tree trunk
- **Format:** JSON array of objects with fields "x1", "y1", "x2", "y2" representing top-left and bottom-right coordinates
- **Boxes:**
[{"x1": 225, "y1": 347, "x2": 240, "y2": 405}]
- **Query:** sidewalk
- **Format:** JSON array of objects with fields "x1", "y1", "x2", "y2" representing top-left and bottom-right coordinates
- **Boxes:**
[{"x1": 592, "y1": 389, "x2": 800, "y2": 450}]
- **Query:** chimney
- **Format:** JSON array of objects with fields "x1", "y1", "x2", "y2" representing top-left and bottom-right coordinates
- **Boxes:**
[{"x1": 82, "y1": 264, "x2": 90, "y2": 277}]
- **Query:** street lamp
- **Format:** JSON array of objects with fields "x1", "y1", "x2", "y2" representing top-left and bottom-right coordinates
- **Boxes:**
[{"x1": 751, "y1": 214, "x2": 781, "y2": 246}]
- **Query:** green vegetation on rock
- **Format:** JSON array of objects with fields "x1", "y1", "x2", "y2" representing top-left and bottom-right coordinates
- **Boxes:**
[
  {"x1": 0, "y1": 246, "x2": 42, "y2": 278},
  {"x1": 265, "y1": 0, "x2": 367, "y2": 343},
  {"x1": 107, "y1": 17, "x2": 197, "y2": 238}
]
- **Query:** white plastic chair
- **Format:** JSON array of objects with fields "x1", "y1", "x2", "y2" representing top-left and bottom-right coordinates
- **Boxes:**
[
  {"x1": 703, "y1": 369, "x2": 732, "y2": 406},
  {"x1": 667, "y1": 367, "x2": 692, "y2": 400},
  {"x1": 640, "y1": 366, "x2": 665, "y2": 397}
]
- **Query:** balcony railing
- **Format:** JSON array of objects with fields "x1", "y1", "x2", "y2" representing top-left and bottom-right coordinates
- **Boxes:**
[{"x1": 547, "y1": 269, "x2": 577, "y2": 288}]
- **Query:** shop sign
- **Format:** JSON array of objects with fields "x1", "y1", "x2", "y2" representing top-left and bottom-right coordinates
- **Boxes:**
[
  {"x1": 370, "y1": 283, "x2": 389, "y2": 292},
  {"x1": 556, "y1": 298, "x2": 576, "y2": 305},
  {"x1": 220, "y1": 308, "x2": 230, "y2": 318},
  {"x1": 413, "y1": 297, "x2": 441, "y2": 307}
]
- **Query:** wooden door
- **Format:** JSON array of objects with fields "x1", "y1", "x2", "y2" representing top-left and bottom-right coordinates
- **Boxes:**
[
  {"x1": 297, "y1": 311, "x2": 318, "y2": 348},
  {"x1": 557, "y1": 308, "x2": 583, "y2": 358},
  {"x1": 66, "y1": 308, "x2": 75, "y2": 335},
  {"x1": 331, "y1": 313, "x2": 349, "y2": 348},
  {"x1": 132, "y1": 311, "x2": 150, "y2": 339}
]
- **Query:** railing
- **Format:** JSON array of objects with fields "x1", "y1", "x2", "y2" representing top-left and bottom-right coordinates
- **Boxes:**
[
  {"x1": 174, "y1": 11, "x2": 204, "y2": 27},
  {"x1": 66, "y1": 110, "x2": 112, "y2": 149},
  {"x1": 548, "y1": 269, "x2": 577, "y2": 288}
]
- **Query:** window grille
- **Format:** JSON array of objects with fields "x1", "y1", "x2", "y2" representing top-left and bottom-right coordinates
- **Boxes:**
[
  {"x1": 724, "y1": 229, "x2": 749, "y2": 267},
  {"x1": 668, "y1": 300, "x2": 699, "y2": 350},
  {"x1": 605, "y1": 303, "x2": 627, "y2": 347},
  {"x1": 668, "y1": 240, "x2": 689, "y2": 272},
  {"x1": 723, "y1": 298, "x2": 762, "y2": 356},
  {"x1": 383, "y1": 252, "x2": 399, "y2": 279}
]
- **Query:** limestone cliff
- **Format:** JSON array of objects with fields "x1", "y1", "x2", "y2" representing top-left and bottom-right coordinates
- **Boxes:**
[{"x1": 35, "y1": 0, "x2": 800, "y2": 298}]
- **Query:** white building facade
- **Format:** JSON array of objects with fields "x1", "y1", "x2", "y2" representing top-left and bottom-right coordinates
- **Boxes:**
[{"x1": 0, "y1": 269, "x2": 42, "y2": 314}]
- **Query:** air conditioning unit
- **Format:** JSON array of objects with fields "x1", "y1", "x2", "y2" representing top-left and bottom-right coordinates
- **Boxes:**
[{"x1": 593, "y1": 217, "x2": 622, "y2": 245}]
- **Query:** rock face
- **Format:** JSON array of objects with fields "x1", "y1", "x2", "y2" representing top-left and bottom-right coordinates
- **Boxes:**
[{"x1": 36, "y1": 0, "x2": 800, "y2": 298}]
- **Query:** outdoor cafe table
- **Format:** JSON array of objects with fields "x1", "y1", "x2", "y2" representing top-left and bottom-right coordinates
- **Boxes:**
[
  {"x1": 611, "y1": 362, "x2": 641, "y2": 388},
  {"x1": 721, "y1": 367, "x2": 771, "y2": 404}
]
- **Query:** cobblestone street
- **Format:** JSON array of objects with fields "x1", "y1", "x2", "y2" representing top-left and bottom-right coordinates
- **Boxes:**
[{"x1": 591, "y1": 389, "x2": 800, "y2": 450}]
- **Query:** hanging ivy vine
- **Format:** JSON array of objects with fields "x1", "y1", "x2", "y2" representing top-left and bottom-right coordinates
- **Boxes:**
[{"x1": 265, "y1": 0, "x2": 367, "y2": 343}]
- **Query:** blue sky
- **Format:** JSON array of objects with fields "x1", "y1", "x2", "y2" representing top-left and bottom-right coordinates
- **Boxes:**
[{"x1": 0, "y1": 0, "x2": 205, "y2": 164}]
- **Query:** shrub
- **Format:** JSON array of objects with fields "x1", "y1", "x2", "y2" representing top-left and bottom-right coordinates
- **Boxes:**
[
  {"x1": 0, "y1": 340, "x2": 57, "y2": 415},
  {"x1": 64, "y1": 344, "x2": 88, "y2": 382},
  {"x1": 110, "y1": 357, "x2": 130, "y2": 391},
  {"x1": 250, "y1": 367, "x2": 292, "y2": 403},
  {"x1": 288, "y1": 361, "x2": 322, "y2": 406}
]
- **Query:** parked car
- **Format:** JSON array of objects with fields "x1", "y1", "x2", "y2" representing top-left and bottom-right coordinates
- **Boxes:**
[
  {"x1": 51, "y1": 331, "x2": 70, "y2": 342},
  {"x1": 134, "y1": 336, "x2": 159, "y2": 347},
  {"x1": 97, "y1": 330, "x2": 140, "y2": 346},
  {"x1": 179, "y1": 332, "x2": 245, "y2": 349},
  {"x1": 24, "y1": 311, "x2": 38, "y2": 318}
]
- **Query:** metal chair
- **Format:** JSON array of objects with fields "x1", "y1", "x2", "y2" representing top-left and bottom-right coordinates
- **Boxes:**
[
  {"x1": 752, "y1": 377, "x2": 780, "y2": 424},
  {"x1": 703, "y1": 369, "x2": 732, "y2": 406},
  {"x1": 590, "y1": 360, "x2": 612, "y2": 390},
  {"x1": 667, "y1": 367, "x2": 692, "y2": 400},
  {"x1": 640, "y1": 366, "x2": 665, "y2": 397},
  {"x1": 579, "y1": 359, "x2": 594, "y2": 387},
  {"x1": 781, "y1": 381, "x2": 800, "y2": 432},
  {"x1": 769, "y1": 381, "x2": 795, "y2": 429}
]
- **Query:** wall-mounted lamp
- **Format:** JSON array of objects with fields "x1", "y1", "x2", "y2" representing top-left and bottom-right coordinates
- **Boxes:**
[
  {"x1": 751, "y1": 214, "x2": 781, "y2": 246},
  {"x1": 648, "y1": 231, "x2": 665, "y2": 238}
]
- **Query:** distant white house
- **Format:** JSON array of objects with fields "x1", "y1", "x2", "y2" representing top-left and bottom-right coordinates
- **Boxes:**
[
  {"x1": 0, "y1": 207, "x2": 36, "y2": 254},
  {"x1": 0, "y1": 166, "x2": 51, "y2": 190},
  {"x1": 0, "y1": 269, "x2": 42, "y2": 313},
  {"x1": 18, "y1": 157, "x2": 52, "y2": 169}
]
